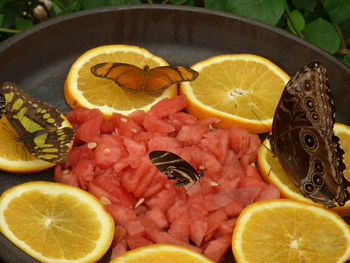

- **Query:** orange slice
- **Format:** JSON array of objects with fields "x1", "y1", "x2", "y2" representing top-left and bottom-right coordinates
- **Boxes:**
[
  {"x1": 180, "y1": 54, "x2": 290, "y2": 133},
  {"x1": 232, "y1": 199, "x2": 350, "y2": 263},
  {"x1": 0, "y1": 115, "x2": 73, "y2": 173},
  {"x1": 258, "y1": 122, "x2": 350, "y2": 214},
  {"x1": 0, "y1": 181, "x2": 115, "y2": 263},
  {"x1": 64, "y1": 44, "x2": 178, "y2": 117},
  {"x1": 109, "y1": 244, "x2": 215, "y2": 263}
]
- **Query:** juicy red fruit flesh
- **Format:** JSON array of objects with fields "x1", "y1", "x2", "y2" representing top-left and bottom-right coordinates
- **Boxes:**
[{"x1": 55, "y1": 95, "x2": 280, "y2": 262}]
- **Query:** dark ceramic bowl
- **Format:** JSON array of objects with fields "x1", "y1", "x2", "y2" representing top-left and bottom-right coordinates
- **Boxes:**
[{"x1": 0, "y1": 4, "x2": 349, "y2": 263}]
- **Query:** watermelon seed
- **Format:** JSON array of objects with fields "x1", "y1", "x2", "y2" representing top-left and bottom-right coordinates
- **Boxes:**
[
  {"x1": 131, "y1": 128, "x2": 138, "y2": 133},
  {"x1": 87, "y1": 142, "x2": 97, "y2": 149},
  {"x1": 100, "y1": 196, "x2": 112, "y2": 205},
  {"x1": 208, "y1": 181, "x2": 219, "y2": 186},
  {"x1": 103, "y1": 148, "x2": 111, "y2": 153},
  {"x1": 134, "y1": 198, "x2": 145, "y2": 208},
  {"x1": 62, "y1": 169, "x2": 69, "y2": 175},
  {"x1": 199, "y1": 165, "x2": 206, "y2": 170},
  {"x1": 120, "y1": 117, "x2": 128, "y2": 123}
]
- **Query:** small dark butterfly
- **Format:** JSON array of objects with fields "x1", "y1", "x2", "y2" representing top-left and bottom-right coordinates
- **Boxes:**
[
  {"x1": 1, "y1": 82, "x2": 75, "y2": 163},
  {"x1": 270, "y1": 62, "x2": 350, "y2": 208},
  {"x1": 91, "y1": 62, "x2": 198, "y2": 94},
  {"x1": 149, "y1": 150, "x2": 204, "y2": 186}
]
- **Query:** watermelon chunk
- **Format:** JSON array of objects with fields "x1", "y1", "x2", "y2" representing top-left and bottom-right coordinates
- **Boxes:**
[
  {"x1": 111, "y1": 239, "x2": 127, "y2": 258},
  {"x1": 143, "y1": 114, "x2": 175, "y2": 134},
  {"x1": 123, "y1": 138, "x2": 146, "y2": 168},
  {"x1": 125, "y1": 219, "x2": 145, "y2": 238},
  {"x1": 205, "y1": 209, "x2": 228, "y2": 236},
  {"x1": 168, "y1": 214, "x2": 190, "y2": 242},
  {"x1": 145, "y1": 188, "x2": 177, "y2": 211},
  {"x1": 73, "y1": 159, "x2": 94, "y2": 189},
  {"x1": 105, "y1": 204, "x2": 136, "y2": 225},
  {"x1": 255, "y1": 183, "x2": 281, "y2": 201},
  {"x1": 199, "y1": 129, "x2": 229, "y2": 163},
  {"x1": 129, "y1": 110, "x2": 147, "y2": 125},
  {"x1": 67, "y1": 107, "x2": 103, "y2": 124},
  {"x1": 65, "y1": 144, "x2": 94, "y2": 168},
  {"x1": 75, "y1": 115, "x2": 103, "y2": 142},
  {"x1": 94, "y1": 143, "x2": 123, "y2": 169},
  {"x1": 148, "y1": 135, "x2": 183, "y2": 152},
  {"x1": 190, "y1": 214, "x2": 208, "y2": 247},
  {"x1": 203, "y1": 235, "x2": 232, "y2": 262},
  {"x1": 55, "y1": 95, "x2": 279, "y2": 262},
  {"x1": 126, "y1": 236, "x2": 153, "y2": 249},
  {"x1": 177, "y1": 124, "x2": 209, "y2": 145},
  {"x1": 148, "y1": 94, "x2": 187, "y2": 118},
  {"x1": 145, "y1": 207, "x2": 169, "y2": 229},
  {"x1": 54, "y1": 165, "x2": 79, "y2": 187}
]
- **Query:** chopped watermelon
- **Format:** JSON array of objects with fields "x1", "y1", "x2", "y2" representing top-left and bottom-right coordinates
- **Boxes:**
[
  {"x1": 55, "y1": 95, "x2": 279, "y2": 262},
  {"x1": 125, "y1": 219, "x2": 145, "y2": 238}
]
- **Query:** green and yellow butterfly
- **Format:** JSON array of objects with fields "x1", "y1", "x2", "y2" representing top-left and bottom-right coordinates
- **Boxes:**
[{"x1": 0, "y1": 82, "x2": 75, "y2": 163}]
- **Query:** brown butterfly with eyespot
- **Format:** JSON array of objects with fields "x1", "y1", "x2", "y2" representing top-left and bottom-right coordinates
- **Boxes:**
[
  {"x1": 270, "y1": 61, "x2": 350, "y2": 208},
  {"x1": 90, "y1": 62, "x2": 199, "y2": 94}
]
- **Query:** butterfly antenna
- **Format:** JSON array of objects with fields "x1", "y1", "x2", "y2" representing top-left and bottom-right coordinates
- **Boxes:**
[
  {"x1": 140, "y1": 46, "x2": 154, "y2": 69},
  {"x1": 55, "y1": 101, "x2": 71, "y2": 114},
  {"x1": 251, "y1": 109, "x2": 270, "y2": 134},
  {"x1": 191, "y1": 175, "x2": 205, "y2": 201},
  {"x1": 142, "y1": 45, "x2": 160, "y2": 69},
  {"x1": 199, "y1": 163, "x2": 219, "y2": 187}
]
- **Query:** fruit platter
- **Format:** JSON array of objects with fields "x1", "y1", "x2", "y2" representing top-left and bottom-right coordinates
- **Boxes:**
[{"x1": 0, "y1": 4, "x2": 350, "y2": 263}]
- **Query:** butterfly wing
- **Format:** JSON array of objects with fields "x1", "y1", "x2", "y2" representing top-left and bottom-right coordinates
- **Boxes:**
[
  {"x1": 30, "y1": 127, "x2": 75, "y2": 163},
  {"x1": 0, "y1": 94, "x2": 5, "y2": 118},
  {"x1": 149, "y1": 150, "x2": 201, "y2": 186},
  {"x1": 91, "y1": 63, "x2": 198, "y2": 94},
  {"x1": 145, "y1": 66, "x2": 199, "y2": 93},
  {"x1": 91, "y1": 62, "x2": 145, "y2": 93},
  {"x1": 1, "y1": 82, "x2": 75, "y2": 163},
  {"x1": 270, "y1": 62, "x2": 348, "y2": 207}
]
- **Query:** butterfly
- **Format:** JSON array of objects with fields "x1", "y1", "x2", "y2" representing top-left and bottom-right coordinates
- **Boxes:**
[
  {"x1": 149, "y1": 150, "x2": 204, "y2": 186},
  {"x1": 270, "y1": 61, "x2": 350, "y2": 208},
  {"x1": 0, "y1": 94, "x2": 5, "y2": 117},
  {"x1": 90, "y1": 62, "x2": 199, "y2": 94},
  {"x1": 0, "y1": 81, "x2": 75, "y2": 163}
]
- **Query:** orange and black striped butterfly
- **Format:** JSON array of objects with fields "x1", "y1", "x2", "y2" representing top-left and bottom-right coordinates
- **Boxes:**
[{"x1": 90, "y1": 62, "x2": 199, "y2": 94}]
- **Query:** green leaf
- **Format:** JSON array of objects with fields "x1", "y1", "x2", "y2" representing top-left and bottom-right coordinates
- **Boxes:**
[
  {"x1": 339, "y1": 17, "x2": 350, "y2": 39},
  {"x1": 302, "y1": 18, "x2": 340, "y2": 54},
  {"x1": 170, "y1": 0, "x2": 187, "y2": 4},
  {"x1": 110, "y1": 0, "x2": 141, "y2": 4},
  {"x1": 287, "y1": 9, "x2": 305, "y2": 35},
  {"x1": 0, "y1": 14, "x2": 4, "y2": 27},
  {"x1": 15, "y1": 18, "x2": 33, "y2": 30},
  {"x1": 0, "y1": 0, "x2": 15, "y2": 9},
  {"x1": 83, "y1": 0, "x2": 110, "y2": 9},
  {"x1": 225, "y1": 0, "x2": 285, "y2": 25},
  {"x1": 184, "y1": 0, "x2": 203, "y2": 6},
  {"x1": 204, "y1": 0, "x2": 227, "y2": 11},
  {"x1": 51, "y1": 1, "x2": 64, "y2": 15},
  {"x1": 343, "y1": 52, "x2": 350, "y2": 67},
  {"x1": 292, "y1": 0, "x2": 317, "y2": 12},
  {"x1": 323, "y1": 0, "x2": 350, "y2": 25}
]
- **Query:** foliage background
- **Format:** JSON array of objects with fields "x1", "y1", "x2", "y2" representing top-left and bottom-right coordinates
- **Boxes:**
[{"x1": 0, "y1": 0, "x2": 349, "y2": 67}]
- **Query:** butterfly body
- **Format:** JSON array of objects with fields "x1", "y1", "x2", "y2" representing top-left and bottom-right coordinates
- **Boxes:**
[
  {"x1": 1, "y1": 82, "x2": 75, "y2": 163},
  {"x1": 91, "y1": 62, "x2": 198, "y2": 94},
  {"x1": 270, "y1": 62, "x2": 349, "y2": 207},
  {"x1": 149, "y1": 150, "x2": 204, "y2": 186}
]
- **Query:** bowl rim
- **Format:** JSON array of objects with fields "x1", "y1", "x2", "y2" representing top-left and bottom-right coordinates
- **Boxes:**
[{"x1": 0, "y1": 4, "x2": 349, "y2": 74}]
